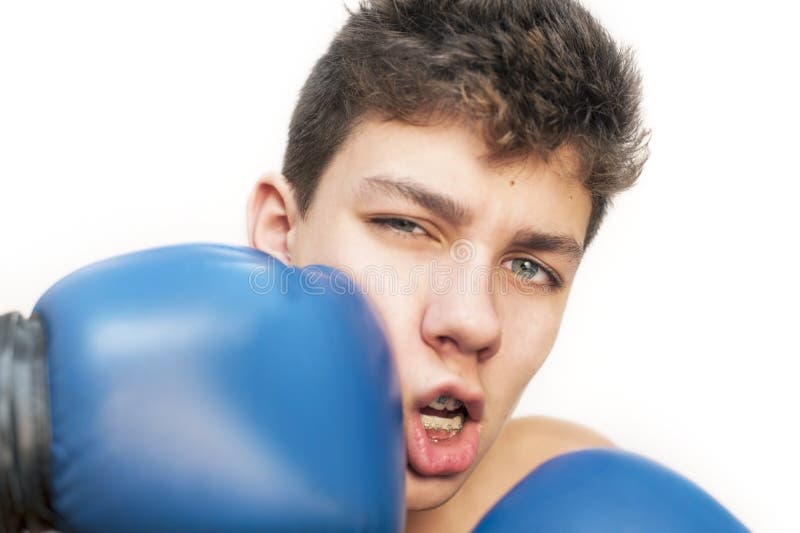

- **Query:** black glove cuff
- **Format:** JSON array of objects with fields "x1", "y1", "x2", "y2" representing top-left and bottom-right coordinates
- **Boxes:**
[{"x1": 0, "y1": 312, "x2": 54, "y2": 533}]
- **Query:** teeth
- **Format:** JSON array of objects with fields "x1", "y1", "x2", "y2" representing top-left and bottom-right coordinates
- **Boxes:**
[
  {"x1": 445, "y1": 397, "x2": 463, "y2": 411},
  {"x1": 427, "y1": 395, "x2": 464, "y2": 412},
  {"x1": 428, "y1": 395, "x2": 448, "y2": 410},
  {"x1": 421, "y1": 413, "x2": 464, "y2": 432}
]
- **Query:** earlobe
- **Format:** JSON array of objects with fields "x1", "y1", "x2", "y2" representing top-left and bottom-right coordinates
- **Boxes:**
[{"x1": 246, "y1": 172, "x2": 297, "y2": 264}]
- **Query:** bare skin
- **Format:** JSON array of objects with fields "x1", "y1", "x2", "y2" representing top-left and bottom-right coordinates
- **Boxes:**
[{"x1": 248, "y1": 116, "x2": 612, "y2": 529}]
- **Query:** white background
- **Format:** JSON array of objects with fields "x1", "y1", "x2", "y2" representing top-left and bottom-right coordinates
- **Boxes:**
[{"x1": 1, "y1": 1, "x2": 798, "y2": 531}]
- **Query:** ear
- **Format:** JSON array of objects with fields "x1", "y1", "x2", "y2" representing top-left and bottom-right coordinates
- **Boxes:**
[{"x1": 246, "y1": 172, "x2": 299, "y2": 264}]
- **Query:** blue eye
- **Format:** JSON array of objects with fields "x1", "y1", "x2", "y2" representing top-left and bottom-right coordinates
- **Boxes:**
[
  {"x1": 386, "y1": 218, "x2": 419, "y2": 233},
  {"x1": 510, "y1": 258, "x2": 540, "y2": 280},
  {"x1": 503, "y1": 257, "x2": 560, "y2": 291},
  {"x1": 370, "y1": 217, "x2": 427, "y2": 237}
]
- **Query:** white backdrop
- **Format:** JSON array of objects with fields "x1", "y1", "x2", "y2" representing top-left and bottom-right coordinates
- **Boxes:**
[{"x1": 1, "y1": 2, "x2": 797, "y2": 531}]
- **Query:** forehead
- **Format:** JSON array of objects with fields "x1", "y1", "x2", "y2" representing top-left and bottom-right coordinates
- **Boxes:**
[{"x1": 315, "y1": 117, "x2": 592, "y2": 245}]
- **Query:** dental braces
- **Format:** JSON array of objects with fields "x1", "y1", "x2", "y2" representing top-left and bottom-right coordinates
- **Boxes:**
[{"x1": 422, "y1": 421, "x2": 463, "y2": 432}]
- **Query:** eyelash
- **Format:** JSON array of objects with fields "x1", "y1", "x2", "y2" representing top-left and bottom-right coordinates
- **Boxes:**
[
  {"x1": 368, "y1": 217, "x2": 428, "y2": 238},
  {"x1": 368, "y1": 216, "x2": 563, "y2": 291}
]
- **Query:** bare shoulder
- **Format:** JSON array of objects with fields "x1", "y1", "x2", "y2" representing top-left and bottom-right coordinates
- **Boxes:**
[
  {"x1": 485, "y1": 416, "x2": 615, "y2": 484},
  {"x1": 479, "y1": 415, "x2": 615, "y2": 486},
  {"x1": 455, "y1": 416, "x2": 616, "y2": 530},
  {"x1": 499, "y1": 415, "x2": 616, "y2": 453}
]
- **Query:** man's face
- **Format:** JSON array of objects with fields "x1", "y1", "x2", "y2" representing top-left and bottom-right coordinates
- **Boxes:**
[{"x1": 275, "y1": 118, "x2": 591, "y2": 510}]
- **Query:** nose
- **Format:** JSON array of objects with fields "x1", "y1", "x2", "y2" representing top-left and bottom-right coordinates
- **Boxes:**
[{"x1": 420, "y1": 259, "x2": 502, "y2": 362}]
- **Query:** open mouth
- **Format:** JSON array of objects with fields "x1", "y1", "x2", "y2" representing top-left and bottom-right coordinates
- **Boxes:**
[
  {"x1": 406, "y1": 390, "x2": 483, "y2": 477},
  {"x1": 419, "y1": 395, "x2": 468, "y2": 441}
]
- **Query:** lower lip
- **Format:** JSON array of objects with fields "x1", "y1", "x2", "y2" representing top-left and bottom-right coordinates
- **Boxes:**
[{"x1": 405, "y1": 410, "x2": 481, "y2": 476}]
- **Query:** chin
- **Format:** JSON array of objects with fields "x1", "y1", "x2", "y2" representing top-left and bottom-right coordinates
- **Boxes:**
[{"x1": 404, "y1": 465, "x2": 469, "y2": 510}]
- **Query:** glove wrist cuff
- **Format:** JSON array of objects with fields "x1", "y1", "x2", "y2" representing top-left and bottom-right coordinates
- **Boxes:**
[{"x1": 0, "y1": 312, "x2": 54, "y2": 532}]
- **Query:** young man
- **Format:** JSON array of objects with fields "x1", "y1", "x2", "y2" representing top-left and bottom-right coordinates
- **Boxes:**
[{"x1": 247, "y1": 0, "x2": 648, "y2": 529}]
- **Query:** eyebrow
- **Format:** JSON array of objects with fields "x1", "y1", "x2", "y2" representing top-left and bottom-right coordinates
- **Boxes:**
[
  {"x1": 358, "y1": 175, "x2": 473, "y2": 227},
  {"x1": 357, "y1": 174, "x2": 585, "y2": 265},
  {"x1": 510, "y1": 229, "x2": 585, "y2": 266}
]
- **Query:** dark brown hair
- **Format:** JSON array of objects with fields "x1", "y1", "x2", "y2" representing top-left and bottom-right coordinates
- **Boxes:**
[{"x1": 283, "y1": 0, "x2": 649, "y2": 247}]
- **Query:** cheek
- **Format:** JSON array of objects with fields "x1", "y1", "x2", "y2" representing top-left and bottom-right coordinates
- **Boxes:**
[
  {"x1": 361, "y1": 289, "x2": 425, "y2": 384},
  {"x1": 486, "y1": 301, "x2": 565, "y2": 406},
  {"x1": 292, "y1": 212, "x2": 372, "y2": 268}
]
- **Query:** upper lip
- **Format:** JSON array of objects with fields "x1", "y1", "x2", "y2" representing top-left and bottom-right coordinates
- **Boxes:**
[{"x1": 415, "y1": 380, "x2": 485, "y2": 422}]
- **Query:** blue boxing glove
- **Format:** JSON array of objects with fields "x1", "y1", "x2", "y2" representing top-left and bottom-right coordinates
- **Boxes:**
[
  {"x1": 0, "y1": 244, "x2": 404, "y2": 533},
  {"x1": 473, "y1": 448, "x2": 747, "y2": 532}
]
